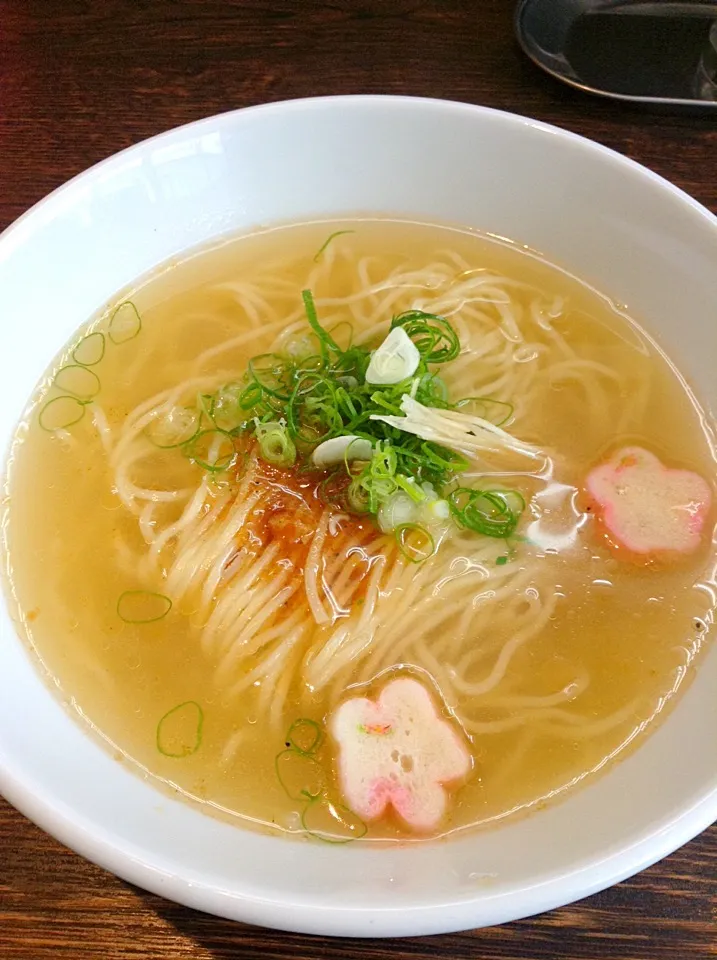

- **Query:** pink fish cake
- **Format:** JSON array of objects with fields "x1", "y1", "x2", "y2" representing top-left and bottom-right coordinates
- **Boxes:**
[
  {"x1": 585, "y1": 446, "x2": 712, "y2": 560},
  {"x1": 330, "y1": 677, "x2": 471, "y2": 832}
]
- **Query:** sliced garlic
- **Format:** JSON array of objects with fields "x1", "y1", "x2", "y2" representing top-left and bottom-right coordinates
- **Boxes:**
[
  {"x1": 311, "y1": 435, "x2": 374, "y2": 469},
  {"x1": 365, "y1": 327, "x2": 421, "y2": 385}
]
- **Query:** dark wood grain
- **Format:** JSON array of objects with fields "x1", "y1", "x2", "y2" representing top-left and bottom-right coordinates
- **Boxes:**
[{"x1": 1, "y1": 0, "x2": 716, "y2": 956}]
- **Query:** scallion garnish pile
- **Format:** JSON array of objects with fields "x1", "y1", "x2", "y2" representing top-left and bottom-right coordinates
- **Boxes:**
[{"x1": 149, "y1": 290, "x2": 525, "y2": 561}]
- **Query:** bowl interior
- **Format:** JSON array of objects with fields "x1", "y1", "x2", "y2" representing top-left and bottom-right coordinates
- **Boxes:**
[{"x1": 1, "y1": 96, "x2": 717, "y2": 936}]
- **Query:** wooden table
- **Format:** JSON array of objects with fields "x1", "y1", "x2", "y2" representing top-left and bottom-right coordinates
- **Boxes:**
[{"x1": 2, "y1": 1, "x2": 717, "y2": 956}]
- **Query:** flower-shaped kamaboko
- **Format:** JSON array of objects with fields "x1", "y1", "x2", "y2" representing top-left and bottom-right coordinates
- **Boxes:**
[
  {"x1": 586, "y1": 446, "x2": 711, "y2": 559},
  {"x1": 330, "y1": 677, "x2": 471, "y2": 832}
]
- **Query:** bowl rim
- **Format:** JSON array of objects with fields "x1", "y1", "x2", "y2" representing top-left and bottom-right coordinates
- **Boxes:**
[
  {"x1": 2, "y1": 94, "x2": 715, "y2": 254},
  {"x1": 1, "y1": 94, "x2": 717, "y2": 938}
]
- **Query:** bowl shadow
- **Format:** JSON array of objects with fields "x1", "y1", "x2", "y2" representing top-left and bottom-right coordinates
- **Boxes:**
[{"x1": 138, "y1": 823, "x2": 717, "y2": 960}]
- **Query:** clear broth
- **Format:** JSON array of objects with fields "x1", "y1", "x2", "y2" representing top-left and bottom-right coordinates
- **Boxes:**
[{"x1": 4, "y1": 219, "x2": 716, "y2": 841}]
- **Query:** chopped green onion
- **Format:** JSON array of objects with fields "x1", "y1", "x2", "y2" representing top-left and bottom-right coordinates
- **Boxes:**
[
  {"x1": 294, "y1": 354, "x2": 326, "y2": 375},
  {"x1": 335, "y1": 385, "x2": 358, "y2": 420},
  {"x1": 256, "y1": 421, "x2": 296, "y2": 467},
  {"x1": 300, "y1": 796, "x2": 367, "y2": 843},
  {"x1": 285, "y1": 334, "x2": 318, "y2": 362},
  {"x1": 184, "y1": 429, "x2": 237, "y2": 473},
  {"x1": 274, "y1": 716, "x2": 367, "y2": 842},
  {"x1": 395, "y1": 523, "x2": 435, "y2": 563},
  {"x1": 248, "y1": 353, "x2": 292, "y2": 400},
  {"x1": 156, "y1": 701, "x2": 203, "y2": 758},
  {"x1": 313, "y1": 229, "x2": 355, "y2": 262},
  {"x1": 275, "y1": 749, "x2": 326, "y2": 801},
  {"x1": 301, "y1": 289, "x2": 342, "y2": 364},
  {"x1": 38, "y1": 395, "x2": 87, "y2": 432},
  {"x1": 286, "y1": 718, "x2": 323, "y2": 755},
  {"x1": 117, "y1": 590, "x2": 172, "y2": 623},
  {"x1": 370, "y1": 441, "x2": 397, "y2": 479},
  {"x1": 239, "y1": 380, "x2": 264, "y2": 411},
  {"x1": 317, "y1": 469, "x2": 348, "y2": 508},
  {"x1": 347, "y1": 477, "x2": 370, "y2": 513},
  {"x1": 394, "y1": 475, "x2": 426, "y2": 503},
  {"x1": 286, "y1": 373, "x2": 342, "y2": 444},
  {"x1": 148, "y1": 406, "x2": 201, "y2": 448},
  {"x1": 369, "y1": 389, "x2": 405, "y2": 415},
  {"x1": 416, "y1": 372, "x2": 450, "y2": 407},
  {"x1": 210, "y1": 382, "x2": 246, "y2": 432},
  {"x1": 352, "y1": 442, "x2": 401, "y2": 513},
  {"x1": 420, "y1": 442, "x2": 469, "y2": 474},
  {"x1": 496, "y1": 555, "x2": 509, "y2": 566},
  {"x1": 108, "y1": 301, "x2": 142, "y2": 344},
  {"x1": 448, "y1": 488, "x2": 524, "y2": 538},
  {"x1": 55, "y1": 362, "x2": 101, "y2": 402},
  {"x1": 456, "y1": 396, "x2": 514, "y2": 426},
  {"x1": 327, "y1": 320, "x2": 354, "y2": 353},
  {"x1": 72, "y1": 331, "x2": 105, "y2": 366},
  {"x1": 196, "y1": 392, "x2": 214, "y2": 423},
  {"x1": 390, "y1": 310, "x2": 460, "y2": 364}
]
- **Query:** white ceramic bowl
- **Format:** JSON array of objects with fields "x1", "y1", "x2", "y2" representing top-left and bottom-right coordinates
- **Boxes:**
[{"x1": 1, "y1": 96, "x2": 717, "y2": 938}]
